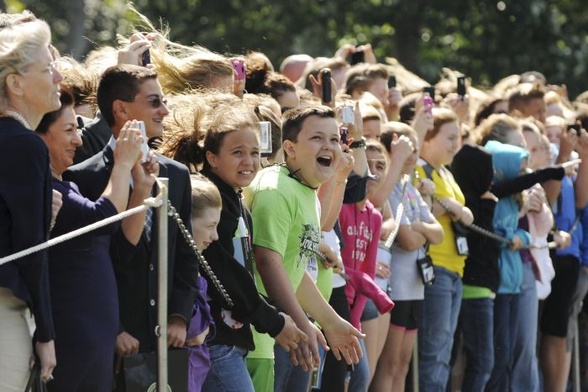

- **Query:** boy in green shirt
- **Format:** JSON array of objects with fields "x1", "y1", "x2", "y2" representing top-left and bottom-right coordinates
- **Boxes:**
[{"x1": 246, "y1": 106, "x2": 364, "y2": 391}]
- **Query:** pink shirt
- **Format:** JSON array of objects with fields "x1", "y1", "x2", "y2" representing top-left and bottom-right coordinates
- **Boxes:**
[{"x1": 338, "y1": 200, "x2": 382, "y2": 328}]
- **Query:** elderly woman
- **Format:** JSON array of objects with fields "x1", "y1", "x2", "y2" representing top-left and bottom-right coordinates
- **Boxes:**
[
  {"x1": 35, "y1": 89, "x2": 157, "y2": 391},
  {"x1": 0, "y1": 17, "x2": 63, "y2": 389}
]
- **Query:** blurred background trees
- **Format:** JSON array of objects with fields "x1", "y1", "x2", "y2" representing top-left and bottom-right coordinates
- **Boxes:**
[{"x1": 4, "y1": 0, "x2": 588, "y2": 96}]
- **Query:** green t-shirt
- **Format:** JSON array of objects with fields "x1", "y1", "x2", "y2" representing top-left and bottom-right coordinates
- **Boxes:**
[{"x1": 244, "y1": 165, "x2": 322, "y2": 359}]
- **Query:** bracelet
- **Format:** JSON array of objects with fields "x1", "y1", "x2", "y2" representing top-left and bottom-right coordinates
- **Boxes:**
[
  {"x1": 349, "y1": 137, "x2": 366, "y2": 149},
  {"x1": 336, "y1": 179, "x2": 348, "y2": 186}
]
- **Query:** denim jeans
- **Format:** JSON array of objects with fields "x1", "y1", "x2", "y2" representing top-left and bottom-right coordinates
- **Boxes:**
[
  {"x1": 319, "y1": 286, "x2": 350, "y2": 392},
  {"x1": 348, "y1": 338, "x2": 369, "y2": 392},
  {"x1": 418, "y1": 266, "x2": 462, "y2": 392},
  {"x1": 202, "y1": 344, "x2": 254, "y2": 392},
  {"x1": 486, "y1": 293, "x2": 520, "y2": 392},
  {"x1": 460, "y1": 297, "x2": 494, "y2": 392},
  {"x1": 568, "y1": 265, "x2": 588, "y2": 347},
  {"x1": 510, "y1": 262, "x2": 540, "y2": 392},
  {"x1": 274, "y1": 343, "x2": 312, "y2": 392}
]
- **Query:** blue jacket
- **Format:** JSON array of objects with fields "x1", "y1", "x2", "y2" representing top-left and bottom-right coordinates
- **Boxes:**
[
  {"x1": 485, "y1": 141, "x2": 532, "y2": 294},
  {"x1": 579, "y1": 205, "x2": 588, "y2": 266},
  {"x1": 555, "y1": 175, "x2": 581, "y2": 259}
]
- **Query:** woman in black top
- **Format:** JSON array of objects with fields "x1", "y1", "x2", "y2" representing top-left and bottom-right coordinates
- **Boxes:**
[{"x1": 0, "y1": 17, "x2": 63, "y2": 388}]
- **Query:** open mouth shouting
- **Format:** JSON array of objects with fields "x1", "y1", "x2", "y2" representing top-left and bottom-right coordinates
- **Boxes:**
[{"x1": 316, "y1": 155, "x2": 333, "y2": 167}]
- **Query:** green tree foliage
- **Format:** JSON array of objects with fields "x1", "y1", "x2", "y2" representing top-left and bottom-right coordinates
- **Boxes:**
[
  {"x1": 5, "y1": 0, "x2": 129, "y2": 59},
  {"x1": 5, "y1": 0, "x2": 588, "y2": 96}
]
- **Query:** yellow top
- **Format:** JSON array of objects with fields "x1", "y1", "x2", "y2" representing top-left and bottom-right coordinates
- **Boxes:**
[{"x1": 415, "y1": 162, "x2": 467, "y2": 276}]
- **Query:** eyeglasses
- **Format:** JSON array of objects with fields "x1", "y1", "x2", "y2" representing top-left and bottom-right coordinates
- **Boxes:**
[
  {"x1": 44, "y1": 61, "x2": 58, "y2": 75},
  {"x1": 13, "y1": 61, "x2": 58, "y2": 76},
  {"x1": 122, "y1": 96, "x2": 168, "y2": 109}
]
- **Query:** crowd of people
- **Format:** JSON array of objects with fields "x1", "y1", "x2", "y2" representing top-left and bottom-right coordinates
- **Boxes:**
[{"x1": 2, "y1": 8, "x2": 588, "y2": 392}]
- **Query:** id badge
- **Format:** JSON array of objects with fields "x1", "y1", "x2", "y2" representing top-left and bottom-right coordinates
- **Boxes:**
[{"x1": 456, "y1": 235, "x2": 469, "y2": 256}]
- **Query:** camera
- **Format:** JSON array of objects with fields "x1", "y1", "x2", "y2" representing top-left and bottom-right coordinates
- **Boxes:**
[
  {"x1": 322, "y1": 69, "x2": 332, "y2": 103},
  {"x1": 388, "y1": 75, "x2": 397, "y2": 89},
  {"x1": 259, "y1": 121, "x2": 273, "y2": 157},
  {"x1": 136, "y1": 121, "x2": 150, "y2": 163},
  {"x1": 457, "y1": 76, "x2": 467, "y2": 97},
  {"x1": 232, "y1": 59, "x2": 246, "y2": 80},
  {"x1": 340, "y1": 127, "x2": 349, "y2": 145},
  {"x1": 341, "y1": 103, "x2": 355, "y2": 125},
  {"x1": 568, "y1": 124, "x2": 581, "y2": 135},
  {"x1": 423, "y1": 95, "x2": 434, "y2": 115},
  {"x1": 349, "y1": 50, "x2": 365, "y2": 65},
  {"x1": 423, "y1": 86, "x2": 435, "y2": 98},
  {"x1": 141, "y1": 49, "x2": 151, "y2": 67}
]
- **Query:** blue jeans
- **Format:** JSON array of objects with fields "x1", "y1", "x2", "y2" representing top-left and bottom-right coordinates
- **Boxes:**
[
  {"x1": 486, "y1": 293, "x2": 520, "y2": 392},
  {"x1": 460, "y1": 297, "x2": 494, "y2": 392},
  {"x1": 348, "y1": 338, "x2": 369, "y2": 392},
  {"x1": 202, "y1": 344, "x2": 254, "y2": 392},
  {"x1": 274, "y1": 344, "x2": 311, "y2": 392},
  {"x1": 418, "y1": 266, "x2": 462, "y2": 392},
  {"x1": 510, "y1": 262, "x2": 540, "y2": 392}
]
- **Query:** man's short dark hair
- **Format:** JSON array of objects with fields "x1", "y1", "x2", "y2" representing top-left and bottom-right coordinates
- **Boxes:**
[
  {"x1": 282, "y1": 105, "x2": 335, "y2": 144},
  {"x1": 507, "y1": 82, "x2": 545, "y2": 114},
  {"x1": 343, "y1": 63, "x2": 389, "y2": 96},
  {"x1": 97, "y1": 64, "x2": 157, "y2": 127}
]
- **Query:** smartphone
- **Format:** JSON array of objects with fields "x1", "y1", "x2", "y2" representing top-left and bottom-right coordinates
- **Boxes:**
[
  {"x1": 340, "y1": 127, "x2": 349, "y2": 145},
  {"x1": 388, "y1": 75, "x2": 397, "y2": 89},
  {"x1": 568, "y1": 124, "x2": 581, "y2": 135},
  {"x1": 141, "y1": 49, "x2": 151, "y2": 67},
  {"x1": 322, "y1": 69, "x2": 332, "y2": 104},
  {"x1": 259, "y1": 121, "x2": 273, "y2": 157},
  {"x1": 341, "y1": 103, "x2": 355, "y2": 125},
  {"x1": 349, "y1": 50, "x2": 365, "y2": 65},
  {"x1": 232, "y1": 59, "x2": 246, "y2": 80},
  {"x1": 136, "y1": 121, "x2": 150, "y2": 162},
  {"x1": 457, "y1": 76, "x2": 467, "y2": 97},
  {"x1": 424, "y1": 96, "x2": 434, "y2": 115},
  {"x1": 423, "y1": 86, "x2": 435, "y2": 98},
  {"x1": 581, "y1": 118, "x2": 588, "y2": 133}
]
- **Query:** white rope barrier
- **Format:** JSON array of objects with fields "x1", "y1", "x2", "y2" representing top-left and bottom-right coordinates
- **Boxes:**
[{"x1": 0, "y1": 194, "x2": 163, "y2": 266}]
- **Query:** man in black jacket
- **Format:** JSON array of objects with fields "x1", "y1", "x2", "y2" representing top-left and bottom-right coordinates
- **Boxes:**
[{"x1": 64, "y1": 65, "x2": 201, "y2": 355}]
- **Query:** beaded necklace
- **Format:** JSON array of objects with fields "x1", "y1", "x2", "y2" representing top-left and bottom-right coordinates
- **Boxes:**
[{"x1": 3, "y1": 109, "x2": 31, "y2": 130}]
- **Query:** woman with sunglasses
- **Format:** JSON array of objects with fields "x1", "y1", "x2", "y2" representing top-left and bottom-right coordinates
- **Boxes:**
[{"x1": 0, "y1": 16, "x2": 63, "y2": 389}]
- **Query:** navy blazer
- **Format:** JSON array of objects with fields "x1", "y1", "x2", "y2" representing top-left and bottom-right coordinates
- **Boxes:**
[
  {"x1": 0, "y1": 118, "x2": 54, "y2": 342},
  {"x1": 72, "y1": 112, "x2": 111, "y2": 165},
  {"x1": 64, "y1": 146, "x2": 200, "y2": 352}
]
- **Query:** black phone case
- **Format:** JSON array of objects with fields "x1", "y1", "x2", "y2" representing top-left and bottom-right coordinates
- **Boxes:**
[{"x1": 322, "y1": 70, "x2": 332, "y2": 103}]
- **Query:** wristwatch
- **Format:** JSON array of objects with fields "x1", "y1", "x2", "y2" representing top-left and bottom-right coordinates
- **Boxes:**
[{"x1": 349, "y1": 137, "x2": 366, "y2": 149}]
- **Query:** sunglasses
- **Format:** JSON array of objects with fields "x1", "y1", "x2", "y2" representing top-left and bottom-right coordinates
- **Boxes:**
[{"x1": 123, "y1": 96, "x2": 168, "y2": 109}]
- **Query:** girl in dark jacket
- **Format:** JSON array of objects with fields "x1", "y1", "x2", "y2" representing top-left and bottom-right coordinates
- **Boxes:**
[{"x1": 163, "y1": 94, "x2": 305, "y2": 392}]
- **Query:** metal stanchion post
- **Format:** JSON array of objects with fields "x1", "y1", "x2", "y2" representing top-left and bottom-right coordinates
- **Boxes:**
[
  {"x1": 156, "y1": 179, "x2": 169, "y2": 392},
  {"x1": 573, "y1": 318, "x2": 580, "y2": 392},
  {"x1": 412, "y1": 333, "x2": 419, "y2": 392}
]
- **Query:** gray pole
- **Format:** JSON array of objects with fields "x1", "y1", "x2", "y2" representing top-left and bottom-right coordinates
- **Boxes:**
[{"x1": 156, "y1": 178, "x2": 169, "y2": 392}]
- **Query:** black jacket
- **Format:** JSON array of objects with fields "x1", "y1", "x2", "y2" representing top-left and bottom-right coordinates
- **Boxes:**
[
  {"x1": 65, "y1": 147, "x2": 200, "y2": 352},
  {"x1": 0, "y1": 118, "x2": 54, "y2": 341},
  {"x1": 452, "y1": 145, "x2": 501, "y2": 291},
  {"x1": 201, "y1": 169, "x2": 284, "y2": 350},
  {"x1": 452, "y1": 145, "x2": 564, "y2": 292}
]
